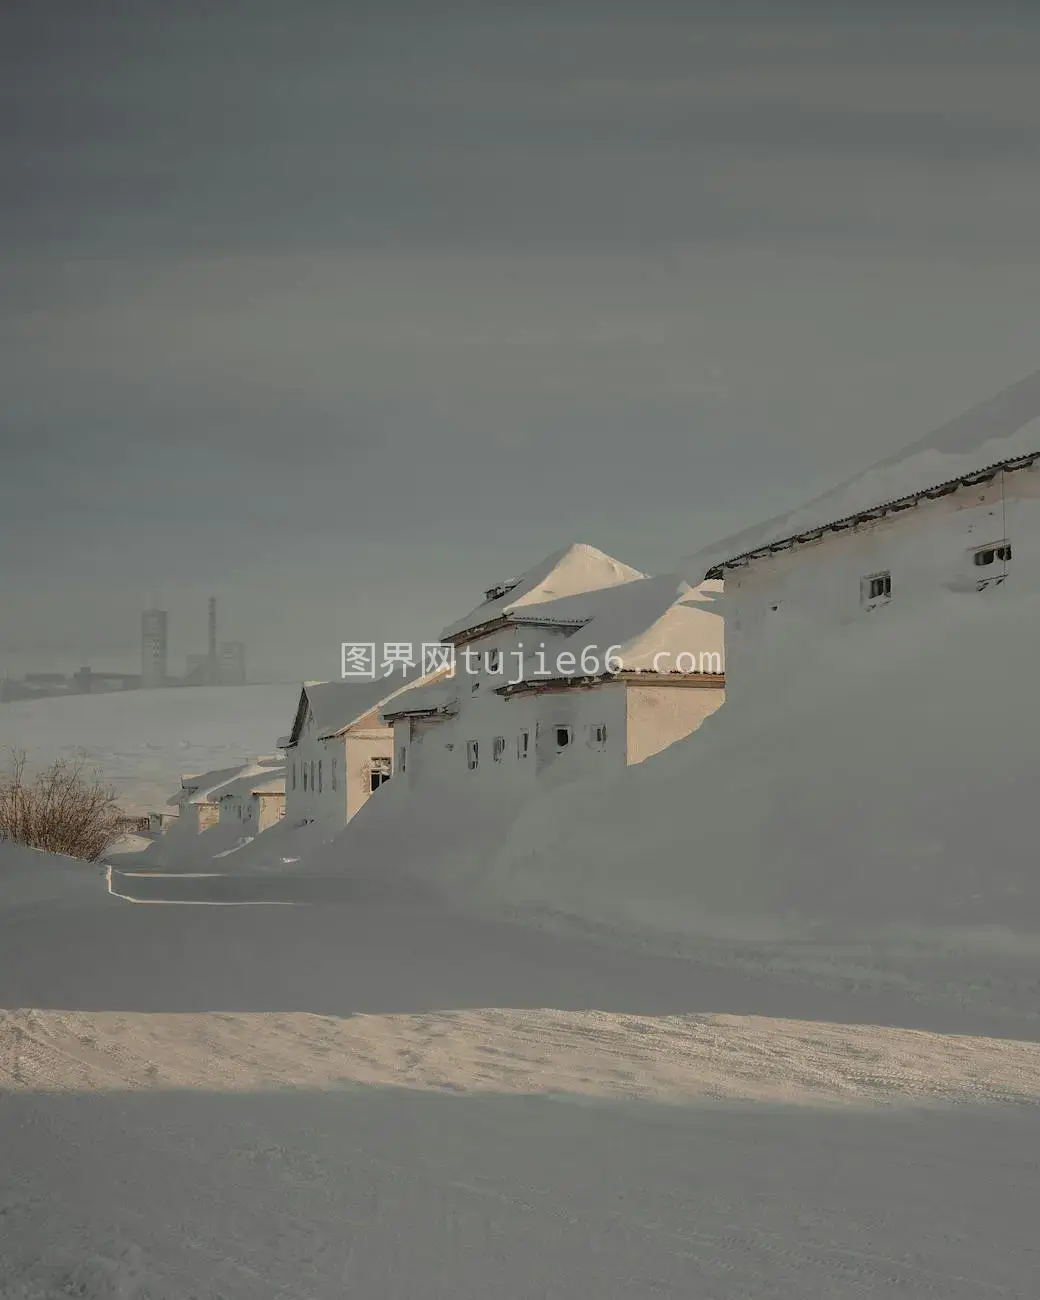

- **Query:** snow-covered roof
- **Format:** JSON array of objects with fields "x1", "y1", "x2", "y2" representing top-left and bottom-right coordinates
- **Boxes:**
[
  {"x1": 213, "y1": 769, "x2": 286, "y2": 801},
  {"x1": 498, "y1": 575, "x2": 724, "y2": 686},
  {"x1": 169, "y1": 757, "x2": 282, "y2": 807},
  {"x1": 381, "y1": 678, "x2": 460, "y2": 721},
  {"x1": 441, "y1": 543, "x2": 646, "y2": 642},
  {"x1": 686, "y1": 365, "x2": 1040, "y2": 580},
  {"x1": 287, "y1": 667, "x2": 449, "y2": 743}
]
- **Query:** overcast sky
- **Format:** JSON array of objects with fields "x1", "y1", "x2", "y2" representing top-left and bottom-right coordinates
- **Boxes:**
[{"x1": 2, "y1": 0, "x2": 1039, "y2": 681}]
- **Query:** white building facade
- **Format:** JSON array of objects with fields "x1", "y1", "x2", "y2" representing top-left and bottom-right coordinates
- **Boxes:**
[
  {"x1": 385, "y1": 547, "x2": 726, "y2": 795},
  {"x1": 282, "y1": 673, "x2": 444, "y2": 833},
  {"x1": 688, "y1": 368, "x2": 1040, "y2": 691}
]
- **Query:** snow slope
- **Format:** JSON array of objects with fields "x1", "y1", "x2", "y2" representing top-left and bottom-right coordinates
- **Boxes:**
[
  {"x1": 474, "y1": 577, "x2": 1040, "y2": 957},
  {"x1": 0, "y1": 685, "x2": 297, "y2": 814},
  {"x1": 3, "y1": 841, "x2": 1040, "y2": 1297}
]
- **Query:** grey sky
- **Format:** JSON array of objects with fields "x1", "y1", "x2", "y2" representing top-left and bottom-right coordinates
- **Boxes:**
[{"x1": 2, "y1": 1, "x2": 1039, "y2": 681}]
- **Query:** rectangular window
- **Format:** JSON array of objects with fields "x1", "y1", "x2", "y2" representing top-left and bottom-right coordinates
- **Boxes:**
[
  {"x1": 302, "y1": 764, "x2": 308, "y2": 791},
  {"x1": 467, "y1": 740, "x2": 479, "y2": 770},
  {"x1": 973, "y1": 541, "x2": 1011, "y2": 567},
  {"x1": 291, "y1": 761, "x2": 296, "y2": 791},
  {"x1": 370, "y1": 770, "x2": 389, "y2": 792},
  {"x1": 398, "y1": 746, "x2": 407, "y2": 773},
  {"x1": 310, "y1": 760, "x2": 315, "y2": 791},
  {"x1": 517, "y1": 731, "x2": 529, "y2": 759},
  {"x1": 331, "y1": 758, "x2": 337, "y2": 791},
  {"x1": 861, "y1": 571, "x2": 892, "y2": 607},
  {"x1": 318, "y1": 759, "x2": 323, "y2": 793},
  {"x1": 555, "y1": 726, "x2": 572, "y2": 749},
  {"x1": 492, "y1": 736, "x2": 506, "y2": 762},
  {"x1": 589, "y1": 724, "x2": 607, "y2": 749},
  {"x1": 486, "y1": 648, "x2": 501, "y2": 673}
]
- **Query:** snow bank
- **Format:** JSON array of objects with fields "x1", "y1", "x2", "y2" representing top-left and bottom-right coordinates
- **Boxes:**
[
  {"x1": 0, "y1": 840, "x2": 105, "y2": 911},
  {"x1": 474, "y1": 578, "x2": 1040, "y2": 946}
]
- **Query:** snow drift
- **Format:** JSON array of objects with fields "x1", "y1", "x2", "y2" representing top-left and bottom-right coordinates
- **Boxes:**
[{"x1": 467, "y1": 576, "x2": 1040, "y2": 943}]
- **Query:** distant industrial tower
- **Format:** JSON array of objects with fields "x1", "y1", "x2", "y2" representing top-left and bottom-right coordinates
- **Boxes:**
[
  {"x1": 141, "y1": 609, "x2": 168, "y2": 688},
  {"x1": 208, "y1": 596, "x2": 217, "y2": 681}
]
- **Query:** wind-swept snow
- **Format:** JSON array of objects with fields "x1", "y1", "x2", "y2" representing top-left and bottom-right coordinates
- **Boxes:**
[
  {"x1": 3, "y1": 840, "x2": 1040, "y2": 1298},
  {"x1": 470, "y1": 579, "x2": 1040, "y2": 982}
]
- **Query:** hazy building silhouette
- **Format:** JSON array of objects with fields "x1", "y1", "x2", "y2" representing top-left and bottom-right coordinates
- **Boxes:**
[{"x1": 141, "y1": 609, "x2": 168, "y2": 688}]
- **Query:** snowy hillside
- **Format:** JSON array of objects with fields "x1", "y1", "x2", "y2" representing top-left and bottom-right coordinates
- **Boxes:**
[{"x1": 0, "y1": 685, "x2": 297, "y2": 814}]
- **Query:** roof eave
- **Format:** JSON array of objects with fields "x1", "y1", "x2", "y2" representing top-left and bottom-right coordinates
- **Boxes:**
[{"x1": 705, "y1": 451, "x2": 1040, "y2": 579}]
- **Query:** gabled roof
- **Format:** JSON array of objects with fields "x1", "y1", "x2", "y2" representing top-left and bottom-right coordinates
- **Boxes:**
[
  {"x1": 168, "y1": 757, "x2": 282, "y2": 807},
  {"x1": 685, "y1": 365, "x2": 1040, "y2": 580},
  {"x1": 381, "y1": 678, "x2": 460, "y2": 721},
  {"x1": 441, "y1": 543, "x2": 645, "y2": 643},
  {"x1": 213, "y1": 769, "x2": 286, "y2": 802},
  {"x1": 494, "y1": 575, "x2": 724, "y2": 691},
  {"x1": 286, "y1": 666, "x2": 448, "y2": 744}
]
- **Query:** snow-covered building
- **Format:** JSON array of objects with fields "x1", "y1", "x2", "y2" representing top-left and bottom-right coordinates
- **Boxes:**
[
  {"x1": 282, "y1": 671, "x2": 446, "y2": 833},
  {"x1": 167, "y1": 757, "x2": 283, "y2": 834},
  {"x1": 686, "y1": 367, "x2": 1040, "y2": 690},
  {"x1": 214, "y1": 769, "x2": 286, "y2": 834},
  {"x1": 384, "y1": 545, "x2": 726, "y2": 791}
]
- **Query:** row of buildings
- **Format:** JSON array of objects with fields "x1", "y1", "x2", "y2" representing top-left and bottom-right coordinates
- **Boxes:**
[{"x1": 157, "y1": 365, "x2": 1040, "y2": 853}]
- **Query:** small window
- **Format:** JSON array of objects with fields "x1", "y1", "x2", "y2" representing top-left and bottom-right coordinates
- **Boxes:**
[
  {"x1": 589, "y1": 723, "x2": 607, "y2": 749},
  {"x1": 861, "y1": 571, "x2": 892, "y2": 607},
  {"x1": 492, "y1": 736, "x2": 506, "y2": 762},
  {"x1": 291, "y1": 761, "x2": 296, "y2": 791},
  {"x1": 467, "y1": 740, "x2": 479, "y2": 770},
  {"x1": 555, "y1": 726, "x2": 572, "y2": 749},
  {"x1": 973, "y1": 541, "x2": 1011, "y2": 567},
  {"x1": 486, "y1": 648, "x2": 501, "y2": 673},
  {"x1": 331, "y1": 758, "x2": 338, "y2": 791},
  {"x1": 398, "y1": 746, "x2": 407, "y2": 774},
  {"x1": 471, "y1": 679, "x2": 480, "y2": 693},
  {"x1": 302, "y1": 764, "x2": 308, "y2": 791},
  {"x1": 517, "y1": 731, "x2": 529, "y2": 759},
  {"x1": 317, "y1": 759, "x2": 323, "y2": 793},
  {"x1": 310, "y1": 760, "x2": 315, "y2": 791},
  {"x1": 370, "y1": 770, "x2": 389, "y2": 792}
]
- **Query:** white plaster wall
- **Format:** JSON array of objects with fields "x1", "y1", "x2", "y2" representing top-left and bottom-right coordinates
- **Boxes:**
[
  {"x1": 722, "y1": 467, "x2": 1040, "y2": 691},
  {"x1": 254, "y1": 792, "x2": 285, "y2": 832},
  {"x1": 345, "y1": 729, "x2": 394, "y2": 821},
  {"x1": 624, "y1": 684, "x2": 726, "y2": 765},
  {"x1": 284, "y1": 727, "x2": 348, "y2": 830},
  {"x1": 533, "y1": 684, "x2": 627, "y2": 781}
]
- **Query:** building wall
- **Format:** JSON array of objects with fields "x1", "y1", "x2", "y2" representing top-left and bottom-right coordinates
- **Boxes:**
[
  {"x1": 531, "y1": 682, "x2": 627, "y2": 780},
  {"x1": 284, "y1": 731, "x2": 348, "y2": 830},
  {"x1": 720, "y1": 466, "x2": 1040, "y2": 690},
  {"x1": 285, "y1": 705, "x2": 395, "y2": 831},
  {"x1": 625, "y1": 683, "x2": 726, "y2": 765},
  {"x1": 255, "y1": 792, "x2": 285, "y2": 831},
  {"x1": 345, "y1": 729, "x2": 395, "y2": 820}
]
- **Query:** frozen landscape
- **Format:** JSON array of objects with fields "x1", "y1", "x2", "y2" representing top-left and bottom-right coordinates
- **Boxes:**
[
  {"x1": 6, "y1": 3, "x2": 1040, "y2": 1289},
  {"x1": 0, "y1": 686, "x2": 298, "y2": 815},
  {"x1": 3, "y1": 839, "x2": 1040, "y2": 1298}
]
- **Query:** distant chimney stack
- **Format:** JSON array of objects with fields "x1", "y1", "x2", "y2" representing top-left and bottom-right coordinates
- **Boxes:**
[{"x1": 208, "y1": 596, "x2": 217, "y2": 680}]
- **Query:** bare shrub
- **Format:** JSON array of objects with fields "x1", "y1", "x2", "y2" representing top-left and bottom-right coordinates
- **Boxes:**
[{"x1": 0, "y1": 749, "x2": 123, "y2": 862}]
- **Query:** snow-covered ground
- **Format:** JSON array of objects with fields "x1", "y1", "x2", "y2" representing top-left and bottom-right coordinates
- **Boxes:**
[
  {"x1": 0, "y1": 685, "x2": 296, "y2": 814},
  {"x1": 3, "y1": 844, "x2": 1040, "y2": 1297}
]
